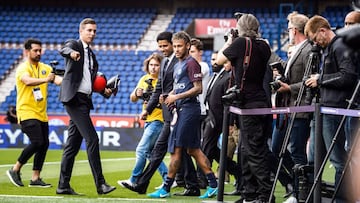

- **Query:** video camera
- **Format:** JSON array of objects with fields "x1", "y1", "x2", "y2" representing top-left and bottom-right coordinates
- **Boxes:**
[
  {"x1": 223, "y1": 12, "x2": 244, "y2": 42},
  {"x1": 139, "y1": 78, "x2": 154, "y2": 101},
  {"x1": 269, "y1": 61, "x2": 287, "y2": 91},
  {"x1": 50, "y1": 60, "x2": 65, "y2": 76}
]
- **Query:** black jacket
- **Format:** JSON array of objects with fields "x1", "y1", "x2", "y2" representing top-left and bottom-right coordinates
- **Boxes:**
[
  {"x1": 319, "y1": 36, "x2": 358, "y2": 108},
  {"x1": 146, "y1": 55, "x2": 178, "y2": 122},
  {"x1": 59, "y1": 39, "x2": 99, "y2": 107},
  {"x1": 205, "y1": 68, "x2": 231, "y2": 126}
]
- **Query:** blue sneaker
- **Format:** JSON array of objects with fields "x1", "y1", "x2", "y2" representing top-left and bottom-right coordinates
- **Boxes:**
[
  {"x1": 199, "y1": 186, "x2": 218, "y2": 198},
  {"x1": 147, "y1": 187, "x2": 170, "y2": 198}
]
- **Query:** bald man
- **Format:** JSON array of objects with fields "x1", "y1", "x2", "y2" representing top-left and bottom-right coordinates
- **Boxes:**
[{"x1": 344, "y1": 11, "x2": 360, "y2": 27}]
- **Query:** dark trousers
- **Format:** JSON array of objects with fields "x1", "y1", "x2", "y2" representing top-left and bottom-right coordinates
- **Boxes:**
[
  {"x1": 271, "y1": 114, "x2": 295, "y2": 187},
  {"x1": 240, "y1": 114, "x2": 272, "y2": 201},
  {"x1": 58, "y1": 93, "x2": 105, "y2": 188},
  {"x1": 136, "y1": 121, "x2": 198, "y2": 189},
  {"x1": 198, "y1": 119, "x2": 242, "y2": 188},
  {"x1": 18, "y1": 119, "x2": 49, "y2": 171}
]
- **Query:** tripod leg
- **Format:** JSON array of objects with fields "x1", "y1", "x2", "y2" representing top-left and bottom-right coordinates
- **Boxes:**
[{"x1": 331, "y1": 125, "x2": 360, "y2": 202}]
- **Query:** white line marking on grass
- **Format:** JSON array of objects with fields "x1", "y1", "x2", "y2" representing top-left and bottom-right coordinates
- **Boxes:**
[
  {"x1": 0, "y1": 194, "x2": 63, "y2": 199},
  {"x1": 0, "y1": 195, "x2": 166, "y2": 202},
  {"x1": 0, "y1": 157, "x2": 136, "y2": 168},
  {"x1": 98, "y1": 198, "x2": 166, "y2": 202}
]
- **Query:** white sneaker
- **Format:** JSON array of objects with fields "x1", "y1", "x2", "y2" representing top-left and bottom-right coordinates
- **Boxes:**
[
  {"x1": 155, "y1": 183, "x2": 164, "y2": 189},
  {"x1": 283, "y1": 196, "x2": 298, "y2": 203},
  {"x1": 171, "y1": 181, "x2": 178, "y2": 188},
  {"x1": 117, "y1": 179, "x2": 133, "y2": 188}
]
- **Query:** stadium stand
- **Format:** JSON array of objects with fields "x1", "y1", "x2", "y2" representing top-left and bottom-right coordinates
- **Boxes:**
[{"x1": 0, "y1": 3, "x2": 353, "y2": 115}]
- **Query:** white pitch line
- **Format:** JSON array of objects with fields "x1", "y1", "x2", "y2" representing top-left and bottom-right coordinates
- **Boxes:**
[
  {"x1": 98, "y1": 197, "x2": 166, "y2": 202},
  {"x1": 0, "y1": 195, "x2": 167, "y2": 202},
  {"x1": 0, "y1": 194, "x2": 64, "y2": 199},
  {"x1": 0, "y1": 157, "x2": 136, "y2": 168}
]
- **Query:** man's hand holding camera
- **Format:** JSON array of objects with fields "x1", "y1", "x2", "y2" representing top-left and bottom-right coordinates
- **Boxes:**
[
  {"x1": 305, "y1": 74, "x2": 320, "y2": 88},
  {"x1": 276, "y1": 80, "x2": 291, "y2": 93},
  {"x1": 135, "y1": 88, "x2": 144, "y2": 99}
]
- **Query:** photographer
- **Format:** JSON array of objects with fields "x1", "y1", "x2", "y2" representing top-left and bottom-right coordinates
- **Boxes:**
[
  {"x1": 304, "y1": 15, "x2": 358, "y2": 202},
  {"x1": 278, "y1": 10, "x2": 314, "y2": 195},
  {"x1": 215, "y1": 13, "x2": 273, "y2": 203},
  {"x1": 119, "y1": 53, "x2": 168, "y2": 186},
  {"x1": 272, "y1": 12, "x2": 314, "y2": 202},
  {"x1": 7, "y1": 38, "x2": 61, "y2": 188}
]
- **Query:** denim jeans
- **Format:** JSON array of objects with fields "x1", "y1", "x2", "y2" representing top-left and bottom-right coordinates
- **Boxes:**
[
  {"x1": 308, "y1": 118, "x2": 315, "y2": 165},
  {"x1": 344, "y1": 116, "x2": 358, "y2": 151},
  {"x1": 289, "y1": 118, "x2": 310, "y2": 165},
  {"x1": 322, "y1": 114, "x2": 347, "y2": 188},
  {"x1": 130, "y1": 120, "x2": 168, "y2": 183},
  {"x1": 272, "y1": 114, "x2": 310, "y2": 165}
]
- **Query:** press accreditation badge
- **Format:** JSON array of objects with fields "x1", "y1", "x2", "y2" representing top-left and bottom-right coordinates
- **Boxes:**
[{"x1": 32, "y1": 87, "x2": 43, "y2": 101}]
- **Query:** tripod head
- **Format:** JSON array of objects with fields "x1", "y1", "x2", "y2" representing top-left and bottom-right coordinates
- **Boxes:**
[{"x1": 303, "y1": 44, "x2": 321, "y2": 104}]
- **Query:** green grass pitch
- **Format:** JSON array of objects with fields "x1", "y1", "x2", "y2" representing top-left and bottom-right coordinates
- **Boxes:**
[{"x1": 0, "y1": 148, "x2": 334, "y2": 203}]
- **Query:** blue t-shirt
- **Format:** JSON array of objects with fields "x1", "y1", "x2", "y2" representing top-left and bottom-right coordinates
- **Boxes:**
[{"x1": 173, "y1": 56, "x2": 202, "y2": 107}]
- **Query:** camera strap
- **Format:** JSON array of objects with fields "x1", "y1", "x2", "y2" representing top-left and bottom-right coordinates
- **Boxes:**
[{"x1": 239, "y1": 37, "x2": 252, "y2": 91}]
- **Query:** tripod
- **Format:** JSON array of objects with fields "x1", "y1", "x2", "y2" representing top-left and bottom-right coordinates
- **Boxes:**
[
  {"x1": 304, "y1": 80, "x2": 360, "y2": 203},
  {"x1": 269, "y1": 45, "x2": 320, "y2": 203}
]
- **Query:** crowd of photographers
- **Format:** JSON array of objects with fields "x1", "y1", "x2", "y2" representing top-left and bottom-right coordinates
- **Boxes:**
[
  {"x1": 121, "y1": 9, "x2": 360, "y2": 202},
  {"x1": 114, "y1": 9, "x2": 360, "y2": 203}
]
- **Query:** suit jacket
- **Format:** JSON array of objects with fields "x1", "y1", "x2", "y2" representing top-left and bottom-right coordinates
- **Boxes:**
[
  {"x1": 146, "y1": 55, "x2": 178, "y2": 122},
  {"x1": 205, "y1": 68, "x2": 230, "y2": 126},
  {"x1": 286, "y1": 39, "x2": 312, "y2": 119},
  {"x1": 59, "y1": 39, "x2": 99, "y2": 105}
]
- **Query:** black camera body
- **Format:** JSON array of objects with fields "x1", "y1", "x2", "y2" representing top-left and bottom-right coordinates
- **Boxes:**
[
  {"x1": 222, "y1": 85, "x2": 244, "y2": 106},
  {"x1": 223, "y1": 12, "x2": 243, "y2": 42},
  {"x1": 224, "y1": 28, "x2": 239, "y2": 42},
  {"x1": 140, "y1": 78, "x2": 154, "y2": 101},
  {"x1": 50, "y1": 60, "x2": 65, "y2": 76},
  {"x1": 270, "y1": 76, "x2": 287, "y2": 91},
  {"x1": 269, "y1": 61, "x2": 287, "y2": 91}
]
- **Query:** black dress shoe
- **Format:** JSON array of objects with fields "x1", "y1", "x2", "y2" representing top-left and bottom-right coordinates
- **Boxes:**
[
  {"x1": 122, "y1": 182, "x2": 147, "y2": 194},
  {"x1": 97, "y1": 183, "x2": 116, "y2": 195},
  {"x1": 173, "y1": 188, "x2": 200, "y2": 196},
  {"x1": 224, "y1": 190, "x2": 241, "y2": 195},
  {"x1": 56, "y1": 187, "x2": 81, "y2": 195}
]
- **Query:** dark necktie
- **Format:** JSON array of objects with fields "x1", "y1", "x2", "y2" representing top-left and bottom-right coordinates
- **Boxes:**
[
  {"x1": 164, "y1": 58, "x2": 169, "y2": 72},
  {"x1": 87, "y1": 46, "x2": 94, "y2": 79}
]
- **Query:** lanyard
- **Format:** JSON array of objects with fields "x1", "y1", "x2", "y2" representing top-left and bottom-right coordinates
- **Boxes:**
[{"x1": 29, "y1": 62, "x2": 40, "y2": 79}]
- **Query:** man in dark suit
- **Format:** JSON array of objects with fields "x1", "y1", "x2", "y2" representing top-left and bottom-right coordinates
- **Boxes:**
[
  {"x1": 56, "y1": 18, "x2": 116, "y2": 195},
  {"x1": 198, "y1": 58, "x2": 242, "y2": 194},
  {"x1": 121, "y1": 31, "x2": 200, "y2": 196}
]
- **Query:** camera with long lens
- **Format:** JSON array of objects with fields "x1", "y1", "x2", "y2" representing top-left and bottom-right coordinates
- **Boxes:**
[
  {"x1": 50, "y1": 60, "x2": 65, "y2": 76},
  {"x1": 140, "y1": 78, "x2": 154, "y2": 101},
  {"x1": 222, "y1": 85, "x2": 243, "y2": 105},
  {"x1": 269, "y1": 61, "x2": 287, "y2": 91},
  {"x1": 223, "y1": 12, "x2": 244, "y2": 42},
  {"x1": 304, "y1": 45, "x2": 321, "y2": 104}
]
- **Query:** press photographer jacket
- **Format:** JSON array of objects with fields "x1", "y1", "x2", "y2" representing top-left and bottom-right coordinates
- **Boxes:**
[{"x1": 318, "y1": 36, "x2": 358, "y2": 108}]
